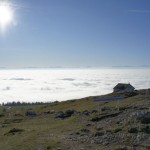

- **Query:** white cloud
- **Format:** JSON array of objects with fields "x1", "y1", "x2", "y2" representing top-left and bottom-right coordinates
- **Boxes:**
[{"x1": 0, "y1": 69, "x2": 150, "y2": 103}]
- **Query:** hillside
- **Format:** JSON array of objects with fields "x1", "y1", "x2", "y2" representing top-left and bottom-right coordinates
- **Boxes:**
[{"x1": 0, "y1": 89, "x2": 150, "y2": 150}]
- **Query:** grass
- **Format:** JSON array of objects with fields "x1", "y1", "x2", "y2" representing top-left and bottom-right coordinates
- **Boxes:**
[{"x1": 0, "y1": 91, "x2": 149, "y2": 149}]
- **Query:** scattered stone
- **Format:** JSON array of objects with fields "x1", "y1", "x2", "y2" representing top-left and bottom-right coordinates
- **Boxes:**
[
  {"x1": 140, "y1": 125, "x2": 150, "y2": 134},
  {"x1": 55, "y1": 111, "x2": 65, "y2": 119},
  {"x1": 4, "y1": 118, "x2": 23, "y2": 124},
  {"x1": 128, "y1": 127, "x2": 138, "y2": 133},
  {"x1": 14, "y1": 113, "x2": 23, "y2": 117},
  {"x1": 101, "y1": 106, "x2": 111, "y2": 112},
  {"x1": 64, "y1": 110, "x2": 75, "y2": 117},
  {"x1": 9, "y1": 128, "x2": 24, "y2": 133},
  {"x1": 136, "y1": 112, "x2": 150, "y2": 124},
  {"x1": 0, "y1": 114, "x2": 5, "y2": 117},
  {"x1": 25, "y1": 111, "x2": 37, "y2": 117},
  {"x1": 91, "y1": 112, "x2": 122, "y2": 122},
  {"x1": 5, "y1": 128, "x2": 24, "y2": 135},
  {"x1": 113, "y1": 128, "x2": 122, "y2": 133},
  {"x1": 1, "y1": 124, "x2": 7, "y2": 128},
  {"x1": 50, "y1": 110, "x2": 55, "y2": 114},
  {"x1": 118, "y1": 107, "x2": 127, "y2": 111},
  {"x1": 124, "y1": 91, "x2": 138, "y2": 98},
  {"x1": 80, "y1": 128, "x2": 90, "y2": 133},
  {"x1": 75, "y1": 132, "x2": 80, "y2": 135},
  {"x1": 43, "y1": 110, "x2": 55, "y2": 115},
  {"x1": 94, "y1": 131, "x2": 104, "y2": 137},
  {"x1": 86, "y1": 123, "x2": 92, "y2": 127},
  {"x1": 44, "y1": 111, "x2": 51, "y2": 114},
  {"x1": 115, "y1": 146, "x2": 127, "y2": 150},
  {"x1": 96, "y1": 127, "x2": 103, "y2": 131},
  {"x1": 91, "y1": 110, "x2": 98, "y2": 114},
  {"x1": 82, "y1": 110, "x2": 89, "y2": 116},
  {"x1": 55, "y1": 110, "x2": 75, "y2": 119}
]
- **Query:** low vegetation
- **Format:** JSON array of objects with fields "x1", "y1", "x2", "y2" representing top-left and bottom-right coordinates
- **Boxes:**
[{"x1": 0, "y1": 89, "x2": 149, "y2": 150}]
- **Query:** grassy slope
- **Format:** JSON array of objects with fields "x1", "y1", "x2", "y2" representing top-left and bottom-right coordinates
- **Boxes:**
[{"x1": 0, "y1": 90, "x2": 149, "y2": 150}]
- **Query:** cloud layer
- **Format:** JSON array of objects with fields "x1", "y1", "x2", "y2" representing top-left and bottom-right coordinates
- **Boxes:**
[{"x1": 0, "y1": 68, "x2": 150, "y2": 103}]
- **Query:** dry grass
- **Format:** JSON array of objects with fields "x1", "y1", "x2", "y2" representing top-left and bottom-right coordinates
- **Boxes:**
[{"x1": 0, "y1": 91, "x2": 149, "y2": 149}]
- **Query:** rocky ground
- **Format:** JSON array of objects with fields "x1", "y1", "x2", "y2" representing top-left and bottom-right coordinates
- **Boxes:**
[{"x1": 0, "y1": 89, "x2": 149, "y2": 150}]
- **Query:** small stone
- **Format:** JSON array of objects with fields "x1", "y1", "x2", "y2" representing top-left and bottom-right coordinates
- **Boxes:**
[
  {"x1": 80, "y1": 128, "x2": 90, "y2": 133},
  {"x1": 94, "y1": 131, "x2": 104, "y2": 137},
  {"x1": 82, "y1": 110, "x2": 89, "y2": 116}
]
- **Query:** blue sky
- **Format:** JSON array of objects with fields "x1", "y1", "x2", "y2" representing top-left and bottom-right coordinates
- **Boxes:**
[{"x1": 0, "y1": 0, "x2": 150, "y2": 68}]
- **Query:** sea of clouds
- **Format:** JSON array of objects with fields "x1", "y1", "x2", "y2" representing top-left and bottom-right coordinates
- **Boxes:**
[{"x1": 0, "y1": 68, "x2": 150, "y2": 103}]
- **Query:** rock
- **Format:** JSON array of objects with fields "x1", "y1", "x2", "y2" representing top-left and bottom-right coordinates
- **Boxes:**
[
  {"x1": 131, "y1": 146, "x2": 136, "y2": 150},
  {"x1": 0, "y1": 114, "x2": 5, "y2": 117},
  {"x1": 50, "y1": 110, "x2": 55, "y2": 114},
  {"x1": 64, "y1": 110, "x2": 75, "y2": 117},
  {"x1": 91, "y1": 110, "x2": 98, "y2": 114},
  {"x1": 115, "y1": 146, "x2": 127, "y2": 150},
  {"x1": 80, "y1": 128, "x2": 90, "y2": 133},
  {"x1": 14, "y1": 113, "x2": 23, "y2": 117},
  {"x1": 4, "y1": 128, "x2": 24, "y2": 136},
  {"x1": 55, "y1": 111, "x2": 65, "y2": 119},
  {"x1": 124, "y1": 91, "x2": 138, "y2": 98},
  {"x1": 96, "y1": 127, "x2": 103, "y2": 131},
  {"x1": 101, "y1": 106, "x2": 111, "y2": 112},
  {"x1": 1, "y1": 124, "x2": 7, "y2": 128},
  {"x1": 75, "y1": 132, "x2": 80, "y2": 135},
  {"x1": 128, "y1": 127, "x2": 138, "y2": 133},
  {"x1": 113, "y1": 128, "x2": 122, "y2": 133},
  {"x1": 136, "y1": 112, "x2": 150, "y2": 124},
  {"x1": 9, "y1": 128, "x2": 24, "y2": 133},
  {"x1": 91, "y1": 112, "x2": 122, "y2": 122},
  {"x1": 75, "y1": 111, "x2": 81, "y2": 115},
  {"x1": 82, "y1": 110, "x2": 89, "y2": 116},
  {"x1": 94, "y1": 131, "x2": 104, "y2": 137},
  {"x1": 86, "y1": 123, "x2": 92, "y2": 127},
  {"x1": 140, "y1": 125, "x2": 150, "y2": 134},
  {"x1": 55, "y1": 110, "x2": 75, "y2": 119},
  {"x1": 44, "y1": 110, "x2": 55, "y2": 115},
  {"x1": 25, "y1": 111, "x2": 37, "y2": 117},
  {"x1": 44, "y1": 111, "x2": 51, "y2": 114}
]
